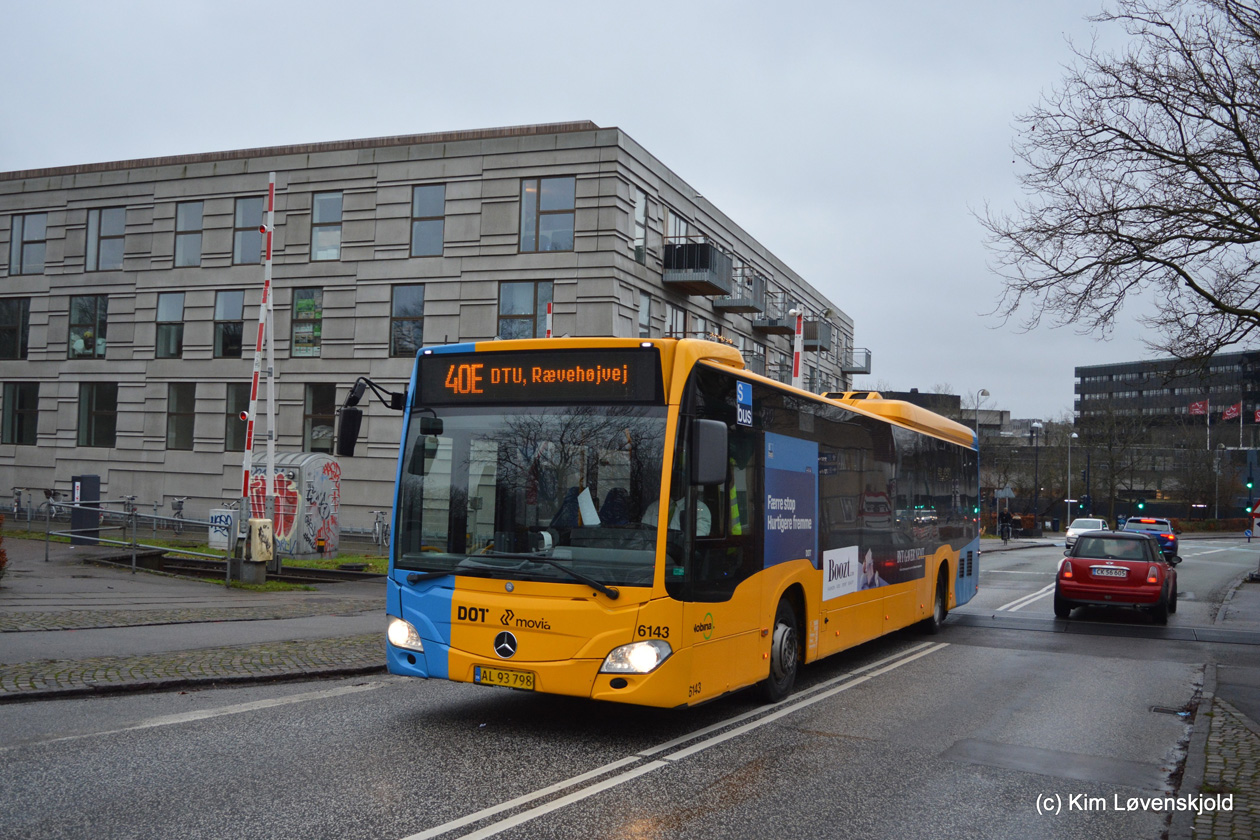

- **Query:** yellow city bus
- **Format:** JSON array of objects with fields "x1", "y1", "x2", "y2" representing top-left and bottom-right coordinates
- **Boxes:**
[{"x1": 338, "y1": 337, "x2": 979, "y2": 708}]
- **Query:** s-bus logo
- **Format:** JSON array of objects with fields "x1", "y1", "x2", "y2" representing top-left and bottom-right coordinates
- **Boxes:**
[{"x1": 736, "y1": 382, "x2": 753, "y2": 427}]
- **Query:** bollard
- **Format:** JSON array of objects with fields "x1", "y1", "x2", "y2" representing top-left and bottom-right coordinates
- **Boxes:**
[{"x1": 130, "y1": 506, "x2": 138, "y2": 574}]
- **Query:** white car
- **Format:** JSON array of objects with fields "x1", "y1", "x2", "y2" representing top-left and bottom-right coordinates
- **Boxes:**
[{"x1": 1065, "y1": 517, "x2": 1109, "y2": 549}]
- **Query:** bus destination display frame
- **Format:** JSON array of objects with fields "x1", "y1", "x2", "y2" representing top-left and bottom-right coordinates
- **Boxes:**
[{"x1": 417, "y1": 348, "x2": 663, "y2": 406}]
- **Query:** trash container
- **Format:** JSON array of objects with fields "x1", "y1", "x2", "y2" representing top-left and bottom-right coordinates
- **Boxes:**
[
  {"x1": 246, "y1": 453, "x2": 341, "y2": 559},
  {"x1": 1051, "y1": 518, "x2": 1061, "y2": 532}
]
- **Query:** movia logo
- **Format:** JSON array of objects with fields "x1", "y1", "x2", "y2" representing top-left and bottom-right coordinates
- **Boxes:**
[{"x1": 736, "y1": 381, "x2": 753, "y2": 427}]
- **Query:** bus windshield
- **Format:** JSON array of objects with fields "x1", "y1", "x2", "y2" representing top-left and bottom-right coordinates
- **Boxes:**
[{"x1": 395, "y1": 404, "x2": 668, "y2": 587}]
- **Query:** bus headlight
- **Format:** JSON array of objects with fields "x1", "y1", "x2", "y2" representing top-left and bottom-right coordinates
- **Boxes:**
[
  {"x1": 387, "y1": 616, "x2": 424, "y2": 652},
  {"x1": 600, "y1": 640, "x2": 672, "y2": 674}
]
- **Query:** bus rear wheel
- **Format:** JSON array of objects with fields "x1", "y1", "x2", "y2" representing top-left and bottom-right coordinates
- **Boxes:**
[
  {"x1": 920, "y1": 568, "x2": 948, "y2": 635},
  {"x1": 761, "y1": 598, "x2": 800, "y2": 703}
]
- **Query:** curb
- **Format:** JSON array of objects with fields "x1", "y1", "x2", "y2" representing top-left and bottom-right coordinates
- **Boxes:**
[
  {"x1": 0, "y1": 663, "x2": 388, "y2": 705},
  {"x1": 1169, "y1": 663, "x2": 1215, "y2": 840},
  {"x1": 978, "y1": 542, "x2": 1058, "y2": 554}
]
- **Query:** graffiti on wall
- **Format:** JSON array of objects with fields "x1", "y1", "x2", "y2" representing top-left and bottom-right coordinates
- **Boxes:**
[{"x1": 247, "y1": 458, "x2": 341, "y2": 558}]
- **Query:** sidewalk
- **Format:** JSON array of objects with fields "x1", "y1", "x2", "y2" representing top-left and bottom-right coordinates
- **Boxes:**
[{"x1": 0, "y1": 533, "x2": 386, "y2": 703}]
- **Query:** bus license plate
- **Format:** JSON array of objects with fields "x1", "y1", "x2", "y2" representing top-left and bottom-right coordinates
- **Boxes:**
[
  {"x1": 474, "y1": 665, "x2": 535, "y2": 690},
  {"x1": 1092, "y1": 567, "x2": 1127, "y2": 578}
]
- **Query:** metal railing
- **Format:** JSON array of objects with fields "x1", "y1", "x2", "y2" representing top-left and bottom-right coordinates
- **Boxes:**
[{"x1": 43, "y1": 498, "x2": 241, "y2": 587}]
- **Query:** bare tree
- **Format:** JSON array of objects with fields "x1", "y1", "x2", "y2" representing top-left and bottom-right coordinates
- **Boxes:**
[
  {"x1": 1078, "y1": 405, "x2": 1151, "y2": 520},
  {"x1": 983, "y1": 0, "x2": 1260, "y2": 359}
]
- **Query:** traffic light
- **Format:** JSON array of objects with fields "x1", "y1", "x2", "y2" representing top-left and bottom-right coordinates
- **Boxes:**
[
  {"x1": 1248, "y1": 478, "x2": 1254, "y2": 490},
  {"x1": 1137, "y1": 498, "x2": 1146, "y2": 511}
]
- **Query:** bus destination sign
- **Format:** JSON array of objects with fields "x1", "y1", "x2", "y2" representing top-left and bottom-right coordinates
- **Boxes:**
[{"x1": 418, "y1": 350, "x2": 660, "y2": 405}]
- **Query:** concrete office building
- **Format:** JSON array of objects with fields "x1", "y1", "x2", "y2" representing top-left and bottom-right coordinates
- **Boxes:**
[
  {"x1": 0, "y1": 121, "x2": 866, "y2": 526},
  {"x1": 1075, "y1": 351, "x2": 1260, "y2": 446}
]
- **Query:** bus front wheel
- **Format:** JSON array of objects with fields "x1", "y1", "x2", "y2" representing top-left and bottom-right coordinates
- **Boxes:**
[{"x1": 761, "y1": 598, "x2": 800, "y2": 703}]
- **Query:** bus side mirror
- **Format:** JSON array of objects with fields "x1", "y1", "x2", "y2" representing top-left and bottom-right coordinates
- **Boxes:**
[
  {"x1": 690, "y1": 419, "x2": 728, "y2": 486},
  {"x1": 336, "y1": 406, "x2": 363, "y2": 457}
]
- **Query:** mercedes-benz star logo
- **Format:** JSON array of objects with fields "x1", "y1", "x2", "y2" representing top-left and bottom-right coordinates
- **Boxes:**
[{"x1": 494, "y1": 631, "x2": 518, "y2": 659}]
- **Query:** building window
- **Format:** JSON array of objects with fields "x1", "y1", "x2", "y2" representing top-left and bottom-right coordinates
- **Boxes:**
[
  {"x1": 390, "y1": 284, "x2": 425, "y2": 357},
  {"x1": 77, "y1": 382, "x2": 118, "y2": 448},
  {"x1": 166, "y1": 382, "x2": 196, "y2": 450},
  {"x1": 519, "y1": 176, "x2": 575, "y2": 252},
  {"x1": 2, "y1": 382, "x2": 38, "y2": 446},
  {"x1": 9, "y1": 213, "x2": 46, "y2": 275},
  {"x1": 214, "y1": 290, "x2": 245, "y2": 358},
  {"x1": 86, "y1": 207, "x2": 125, "y2": 271},
  {"x1": 0, "y1": 297, "x2": 30, "y2": 359},
  {"x1": 69, "y1": 295, "x2": 108, "y2": 359},
  {"x1": 638, "y1": 292, "x2": 651, "y2": 338},
  {"x1": 233, "y1": 197, "x2": 264, "y2": 264},
  {"x1": 498, "y1": 280, "x2": 552, "y2": 339},
  {"x1": 311, "y1": 192, "x2": 342, "y2": 261},
  {"x1": 291, "y1": 287, "x2": 323, "y2": 358},
  {"x1": 174, "y1": 201, "x2": 203, "y2": 267},
  {"x1": 411, "y1": 185, "x2": 445, "y2": 257},
  {"x1": 304, "y1": 383, "x2": 336, "y2": 453},
  {"x1": 665, "y1": 303, "x2": 685, "y2": 338},
  {"x1": 155, "y1": 292, "x2": 185, "y2": 359},
  {"x1": 633, "y1": 189, "x2": 648, "y2": 264},
  {"x1": 225, "y1": 382, "x2": 250, "y2": 452}
]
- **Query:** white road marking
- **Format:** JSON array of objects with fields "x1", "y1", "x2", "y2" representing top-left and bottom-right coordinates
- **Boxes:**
[
  {"x1": 996, "y1": 583, "x2": 1056, "y2": 612},
  {"x1": 1, "y1": 680, "x2": 393, "y2": 750},
  {"x1": 399, "y1": 643, "x2": 949, "y2": 840}
]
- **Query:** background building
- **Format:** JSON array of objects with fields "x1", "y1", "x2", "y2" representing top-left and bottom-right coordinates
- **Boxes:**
[{"x1": 0, "y1": 121, "x2": 867, "y2": 527}]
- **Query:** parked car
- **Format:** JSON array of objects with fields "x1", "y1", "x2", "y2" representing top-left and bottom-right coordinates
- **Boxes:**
[
  {"x1": 1121, "y1": 516, "x2": 1180, "y2": 560},
  {"x1": 1055, "y1": 530, "x2": 1179, "y2": 625},
  {"x1": 1064, "y1": 517, "x2": 1109, "y2": 549}
]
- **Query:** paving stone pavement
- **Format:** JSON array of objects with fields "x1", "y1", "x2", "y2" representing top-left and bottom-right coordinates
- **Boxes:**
[
  {"x1": 0, "y1": 598, "x2": 380, "y2": 632},
  {"x1": 0, "y1": 632, "x2": 384, "y2": 702},
  {"x1": 1192, "y1": 698, "x2": 1260, "y2": 839}
]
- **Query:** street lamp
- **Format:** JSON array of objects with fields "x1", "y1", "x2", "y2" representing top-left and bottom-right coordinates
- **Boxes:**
[
  {"x1": 1067, "y1": 431, "x2": 1079, "y2": 525},
  {"x1": 1030, "y1": 420, "x2": 1044, "y2": 523},
  {"x1": 1215, "y1": 443, "x2": 1225, "y2": 520}
]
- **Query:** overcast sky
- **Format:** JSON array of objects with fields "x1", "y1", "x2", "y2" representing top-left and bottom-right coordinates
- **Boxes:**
[{"x1": 0, "y1": 0, "x2": 1153, "y2": 420}]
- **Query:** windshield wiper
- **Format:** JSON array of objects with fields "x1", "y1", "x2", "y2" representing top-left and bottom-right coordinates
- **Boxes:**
[
  {"x1": 478, "y1": 551, "x2": 620, "y2": 600},
  {"x1": 405, "y1": 570, "x2": 451, "y2": 584}
]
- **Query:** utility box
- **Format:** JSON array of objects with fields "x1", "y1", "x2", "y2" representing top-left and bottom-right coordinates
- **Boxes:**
[
  {"x1": 246, "y1": 453, "x2": 341, "y2": 560},
  {"x1": 69, "y1": 474, "x2": 101, "y2": 546}
]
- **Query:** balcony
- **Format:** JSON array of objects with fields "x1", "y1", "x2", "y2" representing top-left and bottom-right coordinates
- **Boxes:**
[
  {"x1": 803, "y1": 320, "x2": 832, "y2": 352},
  {"x1": 752, "y1": 294, "x2": 800, "y2": 335},
  {"x1": 841, "y1": 347, "x2": 872, "y2": 375},
  {"x1": 714, "y1": 266, "x2": 766, "y2": 313},
  {"x1": 662, "y1": 238, "x2": 733, "y2": 296}
]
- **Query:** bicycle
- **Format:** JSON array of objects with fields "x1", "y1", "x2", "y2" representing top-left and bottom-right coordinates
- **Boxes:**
[
  {"x1": 999, "y1": 522, "x2": 1012, "y2": 545},
  {"x1": 370, "y1": 509, "x2": 388, "y2": 552},
  {"x1": 171, "y1": 497, "x2": 187, "y2": 536}
]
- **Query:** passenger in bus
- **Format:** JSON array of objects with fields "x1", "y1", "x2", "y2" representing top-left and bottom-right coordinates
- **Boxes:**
[{"x1": 642, "y1": 498, "x2": 711, "y2": 537}]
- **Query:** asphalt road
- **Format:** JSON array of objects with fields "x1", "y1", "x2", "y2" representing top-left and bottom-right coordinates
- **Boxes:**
[{"x1": 5, "y1": 542, "x2": 1256, "y2": 840}]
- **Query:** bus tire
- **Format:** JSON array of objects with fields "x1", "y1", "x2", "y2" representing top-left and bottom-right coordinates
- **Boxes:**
[
  {"x1": 921, "y1": 566, "x2": 948, "y2": 634},
  {"x1": 761, "y1": 597, "x2": 800, "y2": 703}
]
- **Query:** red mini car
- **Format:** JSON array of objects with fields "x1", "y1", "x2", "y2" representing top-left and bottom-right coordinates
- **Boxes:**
[{"x1": 1054, "y1": 530, "x2": 1179, "y2": 625}]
